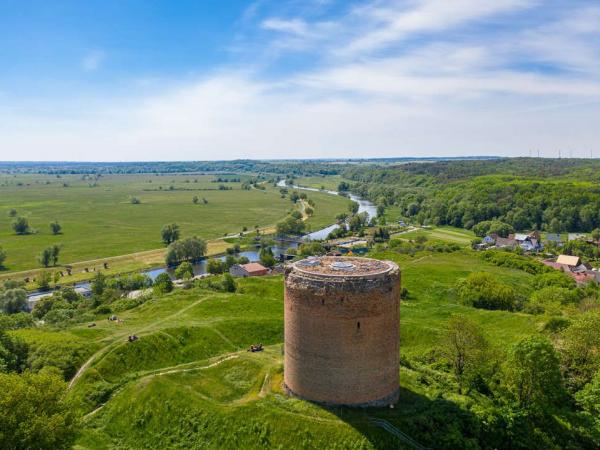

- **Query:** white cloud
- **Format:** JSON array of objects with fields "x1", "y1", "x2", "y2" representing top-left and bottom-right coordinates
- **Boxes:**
[
  {"x1": 262, "y1": 18, "x2": 309, "y2": 36},
  {"x1": 2, "y1": 0, "x2": 600, "y2": 161},
  {"x1": 341, "y1": 0, "x2": 537, "y2": 56},
  {"x1": 81, "y1": 50, "x2": 105, "y2": 72}
]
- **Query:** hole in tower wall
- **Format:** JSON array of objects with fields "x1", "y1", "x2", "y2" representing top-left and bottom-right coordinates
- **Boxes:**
[
  {"x1": 321, "y1": 299, "x2": 325, "y2": 305},
  {"x1": 357, "y1": 321, "x2": 360, "y2": 330}
]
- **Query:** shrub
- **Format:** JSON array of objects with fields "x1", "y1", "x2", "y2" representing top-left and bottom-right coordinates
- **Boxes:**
[
  {"x1": 221, "y1": 274, "x2": 237, "y2": 292},
  {"x1": 153, "y1": 273, "x2": 173, "y2": 295},
  {"x1": 175, "y1": 262, "x2": 194, "y2": 280},
  {"x1": 456, "y1": 272, "x2": 517, "y2": 311},
  {"x1": 207, "y1": 259, "x2": 225, "y2": 275},
  {"x1": 12, "y1": 216, "x2": 30, "y2": 235}
]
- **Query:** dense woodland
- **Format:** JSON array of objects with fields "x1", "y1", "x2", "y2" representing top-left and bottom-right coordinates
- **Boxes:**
[{"x1": 344, "y1": 158, "x2": 600, "y2": 233}]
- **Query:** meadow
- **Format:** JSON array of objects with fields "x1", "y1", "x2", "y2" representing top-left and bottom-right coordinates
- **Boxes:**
[
  {"x1": 0, "y1": 173, "x2": 350, "y2": 274},
  {"x1": 9, "y1": 235, "x2": 553, "y2": 449}
]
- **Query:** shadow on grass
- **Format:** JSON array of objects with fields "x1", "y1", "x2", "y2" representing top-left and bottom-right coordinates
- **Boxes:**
[{"x1": 322, "y1": 387, "x2": 483, "y2": 450}]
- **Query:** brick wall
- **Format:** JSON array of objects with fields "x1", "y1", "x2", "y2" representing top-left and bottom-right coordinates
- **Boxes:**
[{"x1": 284, "y1": 261, "x2": 400, "y2": 406}]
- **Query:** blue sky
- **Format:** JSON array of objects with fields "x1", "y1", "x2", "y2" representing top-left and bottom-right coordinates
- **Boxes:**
[{"x1": 0, "y1": 0, "x2": 599, "y2": 161}]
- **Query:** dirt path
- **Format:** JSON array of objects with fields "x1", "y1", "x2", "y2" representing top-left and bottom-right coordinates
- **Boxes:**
[{"x1": 68, "y1": 295, "x2": 212, "y2": 390}]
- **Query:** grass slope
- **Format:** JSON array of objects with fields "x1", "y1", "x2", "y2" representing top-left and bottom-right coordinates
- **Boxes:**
[{"x1": 8, "y1": 239, "x2": 549, "y2": 449}]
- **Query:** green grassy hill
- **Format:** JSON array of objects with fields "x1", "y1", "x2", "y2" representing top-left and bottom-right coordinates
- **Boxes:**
[{"x1": 9, "y1": 240, "x2": 558, "y2": 449}]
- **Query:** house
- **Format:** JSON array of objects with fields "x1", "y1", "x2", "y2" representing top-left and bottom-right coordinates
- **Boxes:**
[
  {"x1": 568, "y1": 233, "x2": 587, "y2": 241},
  {"x1": 545, "y1": 233, "x2": 563, "y2": 246},
  {"x1": 508, "y1": 232, "x2": 543, "y2": 251},
  {"x1": 542, "y1": 255, "x2": 597, "y2": 285},
  {"x1": 556, "y1": 254, "x2": 581, "y2": 267},
  {"x1": 495, "y1": 237, "x2": 518, "y2": 249},
  {"x1": 483, "y1": 234, "x2": 496, "y2": 245},
  {"x1": 229, "y1": 262, "x2": 269, "y2": 277}
]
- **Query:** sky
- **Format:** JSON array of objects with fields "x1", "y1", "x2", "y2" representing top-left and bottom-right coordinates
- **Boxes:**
[{"x1": 0, "y1": 0, "x2": 599, "y2": 161}]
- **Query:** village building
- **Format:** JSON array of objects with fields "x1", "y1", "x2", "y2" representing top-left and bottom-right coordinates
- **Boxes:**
[
  {"x1": 544, "y1": 233, "x2": 563, "y2": 246},
  {"x1": 509, "y1": 231, "x2": 543, "y2": 251},
  {"x1": 229, "y1": 262, "x2": 269, "y2": 277},
  {"x1": 542, "y1": 254, "x2": 597, "y2": 285}
]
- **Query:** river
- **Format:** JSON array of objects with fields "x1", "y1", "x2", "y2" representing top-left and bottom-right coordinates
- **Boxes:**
[{"x1": 27, "y1": 180, "x2": 376, "y2": 302}]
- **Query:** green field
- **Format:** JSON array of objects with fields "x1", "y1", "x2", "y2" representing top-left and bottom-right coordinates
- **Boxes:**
[
  {"x1": 0, "y1": 174, "x2": 350, "y2": 273},
  {"x1": 9, "y1": 241, "x2": 552, "y2": 449}
]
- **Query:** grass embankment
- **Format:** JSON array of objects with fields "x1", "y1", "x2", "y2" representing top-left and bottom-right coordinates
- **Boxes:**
[
  {"x1": 0, "y1": 173, "x2": 350, "y2": 281},
  {"x1": 10, "y1": 231, "x2": 548, "y2": 449}
]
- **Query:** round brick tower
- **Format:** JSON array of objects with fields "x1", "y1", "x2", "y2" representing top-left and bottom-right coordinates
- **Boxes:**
[{"x1": 284, "y1": 256, "x2": 400, "y2": 407}]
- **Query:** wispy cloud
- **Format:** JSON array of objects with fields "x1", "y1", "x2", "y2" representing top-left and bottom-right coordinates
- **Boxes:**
[
  {"x1": 2, "y1": 0, "x2": 600, "y2": 161},
  {"x1": 81, "y1": 50, "x2": 105, "y2": 72}
]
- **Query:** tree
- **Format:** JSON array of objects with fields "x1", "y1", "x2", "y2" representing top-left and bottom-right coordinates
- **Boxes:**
[
  {"x1": 377, "y1": 204, "x2": 385, "y2": 217},
  {"x1": 192, "y1": 195, "x2": 199, "y2": 204},
  {"x1": 575, "y1": 370, "x2": 600, "y2": 423},
  {"x1": 38, "y1": 245, "x2": 60, "y2": 267},
  {"x1": 276, "y1": 215, "x2": 305, "y2": 236},
  {"x1": 50, "y1": 221, "x2": 62, "y2": 235},
  {"x1": 0, "y1": 246, "x2": 6, "y2": 268},
  {"x1": 305, "y1": 206, "x2": 314, "y2": 217},
  {"x1": 0, "y1": 368, "x2": 78, "y2": 449},
  {"x1": 560, "y1": 312, "x2": 600, "y2": 391},
  {"x1": 472, "y1": 220, "x2": 514, "y2": 238},
  {"x1": 153, "y1": 273, "x2": 173, "y2": 294},
  {"x1": 221, "y1": 273, "x2": 237, "y2": 292},
  {"x1": 442, "y1": 314, "x2": 489, "y2": 394},
  {"x1": 349, "y1": 202, "x2": 359, "y2": 214},
  {"x1": 338, "y1": 181, "x2": 350, "y2": 191},
  {"x1": 224, "y1": 255, "x2": 237, "y2": 269},
  {"x1": 12, "y1": 216, "x2": 30, "y2": 235},
  {"x1": 207, "y1": 259, "x2": 224, "y2": 274},
  {"x1": 299, "y1": 242, "x2": 326, "y2": 257},
  {"x1": 129, "y1": 196, "x2": 141, "y2": 204},
  {"x1": 7, "y1": 208, "x2": 17, "y2": 217},
  {"x1": 0, "y1": 289, "x2": 27, "y2": 314},
  {"x1": 456, "y1": 272, "x2": 516, "y2": 311},
  {"x1": 37, "y1": 272, "x2": 51, "y2": 291},
  {"x1": 0, "y1": 328, "x2": 28, "y2": 372},
  {"x1": 32, "y1": 296, "x2": 56, "y2": 320},
  {"x1": 260, "y1": 247, "x2": 276, "y2": 268},
  {"x1": 175, "y1": 261, "x2": 194, "y2": 280},
  {"x1": 165, "y1": 237, "x2": 207, "y2": 266},
  {"x1": 502, "y1": 336, "x2": 563, "y2": 411},
  {"x1": 161, "y1": 223, "x2": 180, "y2": 245},
  {"x1": 91, "y1": 272, "x2": 106, "y2": 296},
  {"x1": 335, "y1": 212, "x2": 348, "y2": 223},
  {"x1": 592, "y1": 228, "x2": 600, "y2": 241}
]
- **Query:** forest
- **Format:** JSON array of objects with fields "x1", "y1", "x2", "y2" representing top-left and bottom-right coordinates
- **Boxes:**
[{"x1": 343, "y1": 158, "x2": 600, "y2": 233}]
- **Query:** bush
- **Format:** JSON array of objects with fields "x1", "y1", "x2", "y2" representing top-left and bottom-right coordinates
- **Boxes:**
[
  {"x1": 482, "y1": 250, "x2": 549, "y2": 275},
  {"x1": 456, "y1": 272, "x2": 517, "y2": 311},
  {"x1": 153, "y1": 273, "x2": 173, "y2": 295},
  {"x1": 221, "y1": 274, "x2": 237, "y2": 292},
  {"x1": 11, "y1": 216, "x2": 30, "y2": 235},
  {"x1": 207, "y1": 259, "x2": 225, "y2": 274},
  {"x1": 175, "y1": 262, "x2": 194, "y2": 280},
  {"x1": 0, "y1": 289, "x2": 27, "y2": 314}
]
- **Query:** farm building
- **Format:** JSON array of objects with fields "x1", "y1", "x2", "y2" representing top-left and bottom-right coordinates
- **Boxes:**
[
  {"x1": 229, "y1": 262, "x2": 269, "y2": 277},
  {"x1": 284, "y1": 256, "x2": 400, "y2": 406},
  {"x1": 542, "y1": 254, "x2": 596, "y2": 285}
]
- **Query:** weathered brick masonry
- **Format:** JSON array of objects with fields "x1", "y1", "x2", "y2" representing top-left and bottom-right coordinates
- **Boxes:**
[{"x1": 284, "y1": 256, "x2": 400, "y2": 406}]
